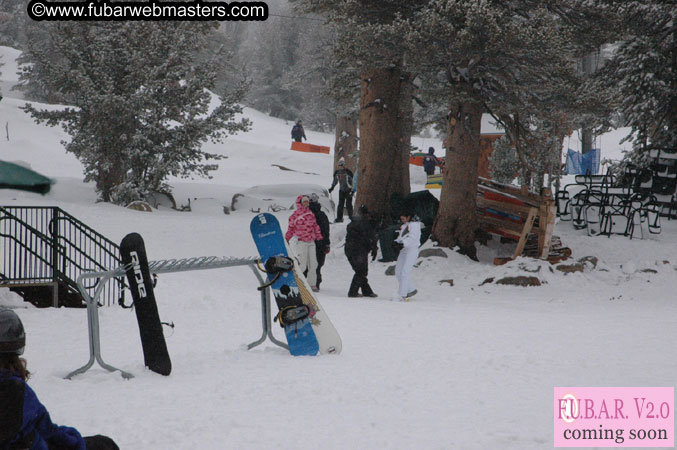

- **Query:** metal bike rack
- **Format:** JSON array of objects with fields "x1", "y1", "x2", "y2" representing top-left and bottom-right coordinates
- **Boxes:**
[{"x1": 66, "y1": 256, "x2": 287, "y2": 380}]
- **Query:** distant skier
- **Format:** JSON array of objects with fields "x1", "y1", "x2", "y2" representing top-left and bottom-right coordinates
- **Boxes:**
[
  {"x1": 306, "y1": 193, "x2": 330, "y2": 291},
  {"x1": 328, "y1": 157, "x2": 354, "y2": 223},
  {"x1": 0, "y1": 309, "x2": 120, "y2": 450},
  {"x1": 392, "y1": 209, "x2": 421, "y2": 302},
  {"x1": 422, "y1": 147, "x2": 442, "y2": 176},
  {"x1": 285, "y1": 195, "x2": 323, "y2": 291},
  {"x1": 291, "y1": 120, "x2": 307, "y2": 142},
  {"x1": 344, "y1": 205, "x2": 378, "y2": 298}
]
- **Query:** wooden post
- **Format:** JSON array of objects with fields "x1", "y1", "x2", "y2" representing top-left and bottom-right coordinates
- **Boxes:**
[{"x1": 512, "y1": 208, "x2": 537, "y2": 259}]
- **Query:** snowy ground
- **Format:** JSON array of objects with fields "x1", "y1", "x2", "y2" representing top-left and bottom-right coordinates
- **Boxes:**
[{"x1": 1, "y1": 46, "x2": 676, "y2": 450}]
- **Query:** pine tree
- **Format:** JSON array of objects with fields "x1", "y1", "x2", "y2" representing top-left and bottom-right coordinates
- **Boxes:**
[
  {"x1": 590, "y1": 1, "x2": 676, "y2": 156},
  {"x1": 20, "y1": 22, "x2": 250, "y2": 204},
  {"x1": 405, "y1": 0, "x2": 583, "y2": 258},
  {"x1": 241, "y1": 4, "x2": 304, "y2": 120},
  {"x1": 292, "y1": 0, "x2": 427, "y2": 222},
  {"x1": 0, "y1": 0, "x2": 27, "y2": 49}
]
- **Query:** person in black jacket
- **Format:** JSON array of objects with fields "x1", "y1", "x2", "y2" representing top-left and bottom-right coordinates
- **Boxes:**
[
  {"x1": 328, "y1": 157, "x2": 354, "y2": 222},
  {"x1": 291, "y1": 120, "x2": 306, "y2": 142},
  {"x1": 306, "y1": 193, "x2": 330, "y2": 290},
  {"x1": 0, "y1": 309, "x2": 119, "y2": 450},
  {"x1": 422, "y1": 146, "x2": 441, "y2": 176},
  {"x1": 344, "y1": 205, "x2": 378, "y2": 298}
]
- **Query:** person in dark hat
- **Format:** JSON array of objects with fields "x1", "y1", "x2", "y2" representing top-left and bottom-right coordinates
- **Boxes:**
[
  {"x1": 0, "y1": 309, "x2": 119, "y2": 450},
  {"x1": 328, "y1": 157, "x2": 354, "y2": 222},
  {"x1": 393, "y1": 208, "x2": 421, "y2": 302},
  {"x1": 307, "y1": 193, "x2": 330, "y2": 290},
  {"x1": 291, "y1": 120, "x2": 307, "y2": 142},
  {"x1": 344, "y1": 205, "x2": 378, "y2": 298},
  {"x1": 422, "y1": 146, "x2": 442, "y2": 176}
]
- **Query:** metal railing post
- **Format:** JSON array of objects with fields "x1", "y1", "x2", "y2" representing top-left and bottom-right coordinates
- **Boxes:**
[
  {"x1": 66, "y1": 256, "x2": 288, "y2": 379},
  {"x1": 51, "y1": 207, "x2": 60, "y2": 307}
]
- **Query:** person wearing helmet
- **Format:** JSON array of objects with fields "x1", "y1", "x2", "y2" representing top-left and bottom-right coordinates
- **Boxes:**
[
  {"x1": 291, "y1": 120, "x2": 306, "y2": 142},
  {"x1": 328, "y1": 158, "x2": 354, "y2": 223},
  {"x1": 344, "y1": 205, "x2": 378, "y2": 298},
  {"x1": 393, "y1": 208, "x2": 421, "y2": 302},
  {"x1": 0, "y1": 309, "x2": 119, "y2": 450}
]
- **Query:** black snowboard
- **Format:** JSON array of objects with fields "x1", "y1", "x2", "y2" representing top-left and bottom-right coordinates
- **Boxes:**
[{"x1": 120, "y1": 233, "x2": 172, "y2": 376}]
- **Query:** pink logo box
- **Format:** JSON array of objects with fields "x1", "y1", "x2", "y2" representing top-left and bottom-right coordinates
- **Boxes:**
[{"x1": 554, "y1": 387, "x2": 674, "y2": 447}]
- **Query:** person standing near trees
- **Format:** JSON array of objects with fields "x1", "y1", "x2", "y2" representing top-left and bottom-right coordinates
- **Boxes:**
[
  {"x1": 291, "y1": 120, "x2": 306, "y2": 142},
  {"x1": 344, "y1": 205, "x2": 379, "y2": 298},
  {"x1": 422, "y1": 146, "x2": 442, "y2": 176},
  {"x1": 328, "y1": 157, "x2": 354, "y2": 223},
  {"x1": 285, "y1": 195, "x2": 323, "y2": 292},
  {"x1": 307, "y1": 193, "x2": 330, "y2": 291},
  {"x1": 393, "y1": 209, "x2": 421, "y2": 302}
]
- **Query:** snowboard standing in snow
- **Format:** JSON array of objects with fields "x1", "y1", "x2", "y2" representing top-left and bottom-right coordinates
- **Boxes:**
[
  {"x1": 286, "y1": 247, "x2": 342, "y2": 354},
  {"x1": 250, "y1": 213, "x2": 319, "y2": 356},
  {"x1": 120, "y1": 233, "x2": 172, "y2": 375}
]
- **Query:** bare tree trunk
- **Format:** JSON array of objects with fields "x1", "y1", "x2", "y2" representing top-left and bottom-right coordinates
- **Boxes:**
[
  {"x1": 580, "y1": 52, "x2": 597, "y2": 155},
  {"x1": 333, "y1": 115, "x2": 358, "y2": 173},
  {"x1": 398, "y1": 72, "x2": 413, "y2": 195},
  {"x1": 355, "y1": 67, "x2": 405, "y2": 223},
  {"x1": 97, "y1": 145, "x2": 126, "y2": 202},
  {"x1": 432, "y1": 100, "x2": 482, "y2": 260}
]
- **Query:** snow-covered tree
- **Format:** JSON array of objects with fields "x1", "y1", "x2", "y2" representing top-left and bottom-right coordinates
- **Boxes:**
[
  {"x1": 405, "y1": 0, "x2": 583, "y2": 258},
  {"x1": 0, "y1": 0, "x2": 27, "y2": 49},
  {"x1": 590, "y1": 1, "x2": 676, "y2": 156},
  {"x1": 20, "y1": 22, "x2": 249, "y2": 204},
  {"x1": 241, "y1": 4, "x2": 304, "y2": 120}
]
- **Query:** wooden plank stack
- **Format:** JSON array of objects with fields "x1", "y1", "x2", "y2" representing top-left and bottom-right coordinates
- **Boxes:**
[{"x1": 476, "y1": 177, "x2": 559, "y2": 263}]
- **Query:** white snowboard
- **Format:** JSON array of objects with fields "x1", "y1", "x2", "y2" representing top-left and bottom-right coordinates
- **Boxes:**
[{"x1": 287, "y1": 241, "x2": 342, "y2": 354}]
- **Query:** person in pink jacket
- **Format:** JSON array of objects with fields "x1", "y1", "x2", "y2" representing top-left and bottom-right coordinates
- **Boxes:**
[{"x1": 285, "y1": 195, "x2": 323, "y2": 291}]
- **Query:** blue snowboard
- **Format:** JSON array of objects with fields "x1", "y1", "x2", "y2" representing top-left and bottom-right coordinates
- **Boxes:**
[{"x1": 250, "y1": 213, "x2": 319, "y2": 356}]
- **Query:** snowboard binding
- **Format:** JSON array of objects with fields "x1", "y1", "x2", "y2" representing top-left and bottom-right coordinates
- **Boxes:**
[
  {"x1": 264, "y1": 256, "x2": 294, "y2": 273},
  {"x1": 274, "y1": 305, "x2": 311, "y2": 327},
  {"x1": 256, "y1": 256, "x2": 295, "y2": 291}
]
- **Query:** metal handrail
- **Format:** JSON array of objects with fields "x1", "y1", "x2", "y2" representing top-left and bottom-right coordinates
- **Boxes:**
[{"x1": 0, "y1": 206, "x2": 124, "y2": 306}]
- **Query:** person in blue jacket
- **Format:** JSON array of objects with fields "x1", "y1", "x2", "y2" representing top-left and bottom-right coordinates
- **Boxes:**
[
  {"x1": 0, "y1": 309, "x2": 118, "y2": 450},
  {"x1": 422, "y1": 147, "x2": 441, "y2": 176}
]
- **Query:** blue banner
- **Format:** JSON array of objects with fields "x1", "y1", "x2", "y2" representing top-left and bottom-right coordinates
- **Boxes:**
[{"x1": 565, "y1": 148, "x2": 600, "y2": 175}]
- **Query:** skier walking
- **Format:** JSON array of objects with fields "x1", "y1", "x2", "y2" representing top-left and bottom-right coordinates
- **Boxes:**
[
  {"x1": 328, "y1": 157, "x2": 354, "y2": 222},
  {"x1": 307, "y1": 193, "x2": 330, "y2": 291},
  {"x1": 0, "y1": 309, "x2": 119, "y2": 450},
  {"x1": 291, "y1": 120, "x2": 306, "y2": 142},
  {"x1": 285, "y1": 195, "x2": 323, "y2": 291},
  {"x1": 345, "y1": 205, "x2": 379, "y2": 298},
  {"x1": 393, "y1": 209, "x2": 421, "y2": 302}
]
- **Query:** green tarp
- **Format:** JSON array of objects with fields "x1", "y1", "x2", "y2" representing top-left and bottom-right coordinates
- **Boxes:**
[{"x1": 0, "y1": 161, "x2": 53, "y2": 195}]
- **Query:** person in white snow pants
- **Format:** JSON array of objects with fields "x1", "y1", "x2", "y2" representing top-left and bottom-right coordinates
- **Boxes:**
[
  {"x1": 285, "y1": 195, "x2": 323, "y2": 291},
  {"x1": 394, "y1": 210, "x2": 421, "y2": 301},
  {"x1": 295, "y1": 240, "x2": 318, "y2": 286}
]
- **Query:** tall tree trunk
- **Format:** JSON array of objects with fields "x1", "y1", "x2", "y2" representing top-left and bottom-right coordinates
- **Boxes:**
[
  {"x1": 580, "y1": 52, "x2": 597, "y2": 155},
  {"x1": 97, "y1": 152, "x2": 125, "y2": 203},
  {"x1": 398, "y1": 72, "x2": 413, "y2": 195},
  {"x1": 671, "y1": 30, "x2": 677, "y2": 148},
  {"x1": 355, "y1": 67, "x2": 404, "y2": 224},
  {"x1": 333, "y1": 114, "x2": 358, "y2": 173},
  {"x1": 432, "y1": 100, "x2": 482, "y2": 260}
]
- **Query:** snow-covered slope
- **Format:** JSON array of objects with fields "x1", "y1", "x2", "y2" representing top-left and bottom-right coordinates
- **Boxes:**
[{"x1": 1, "y1": 45, "x2": 676, "y2": 450}]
